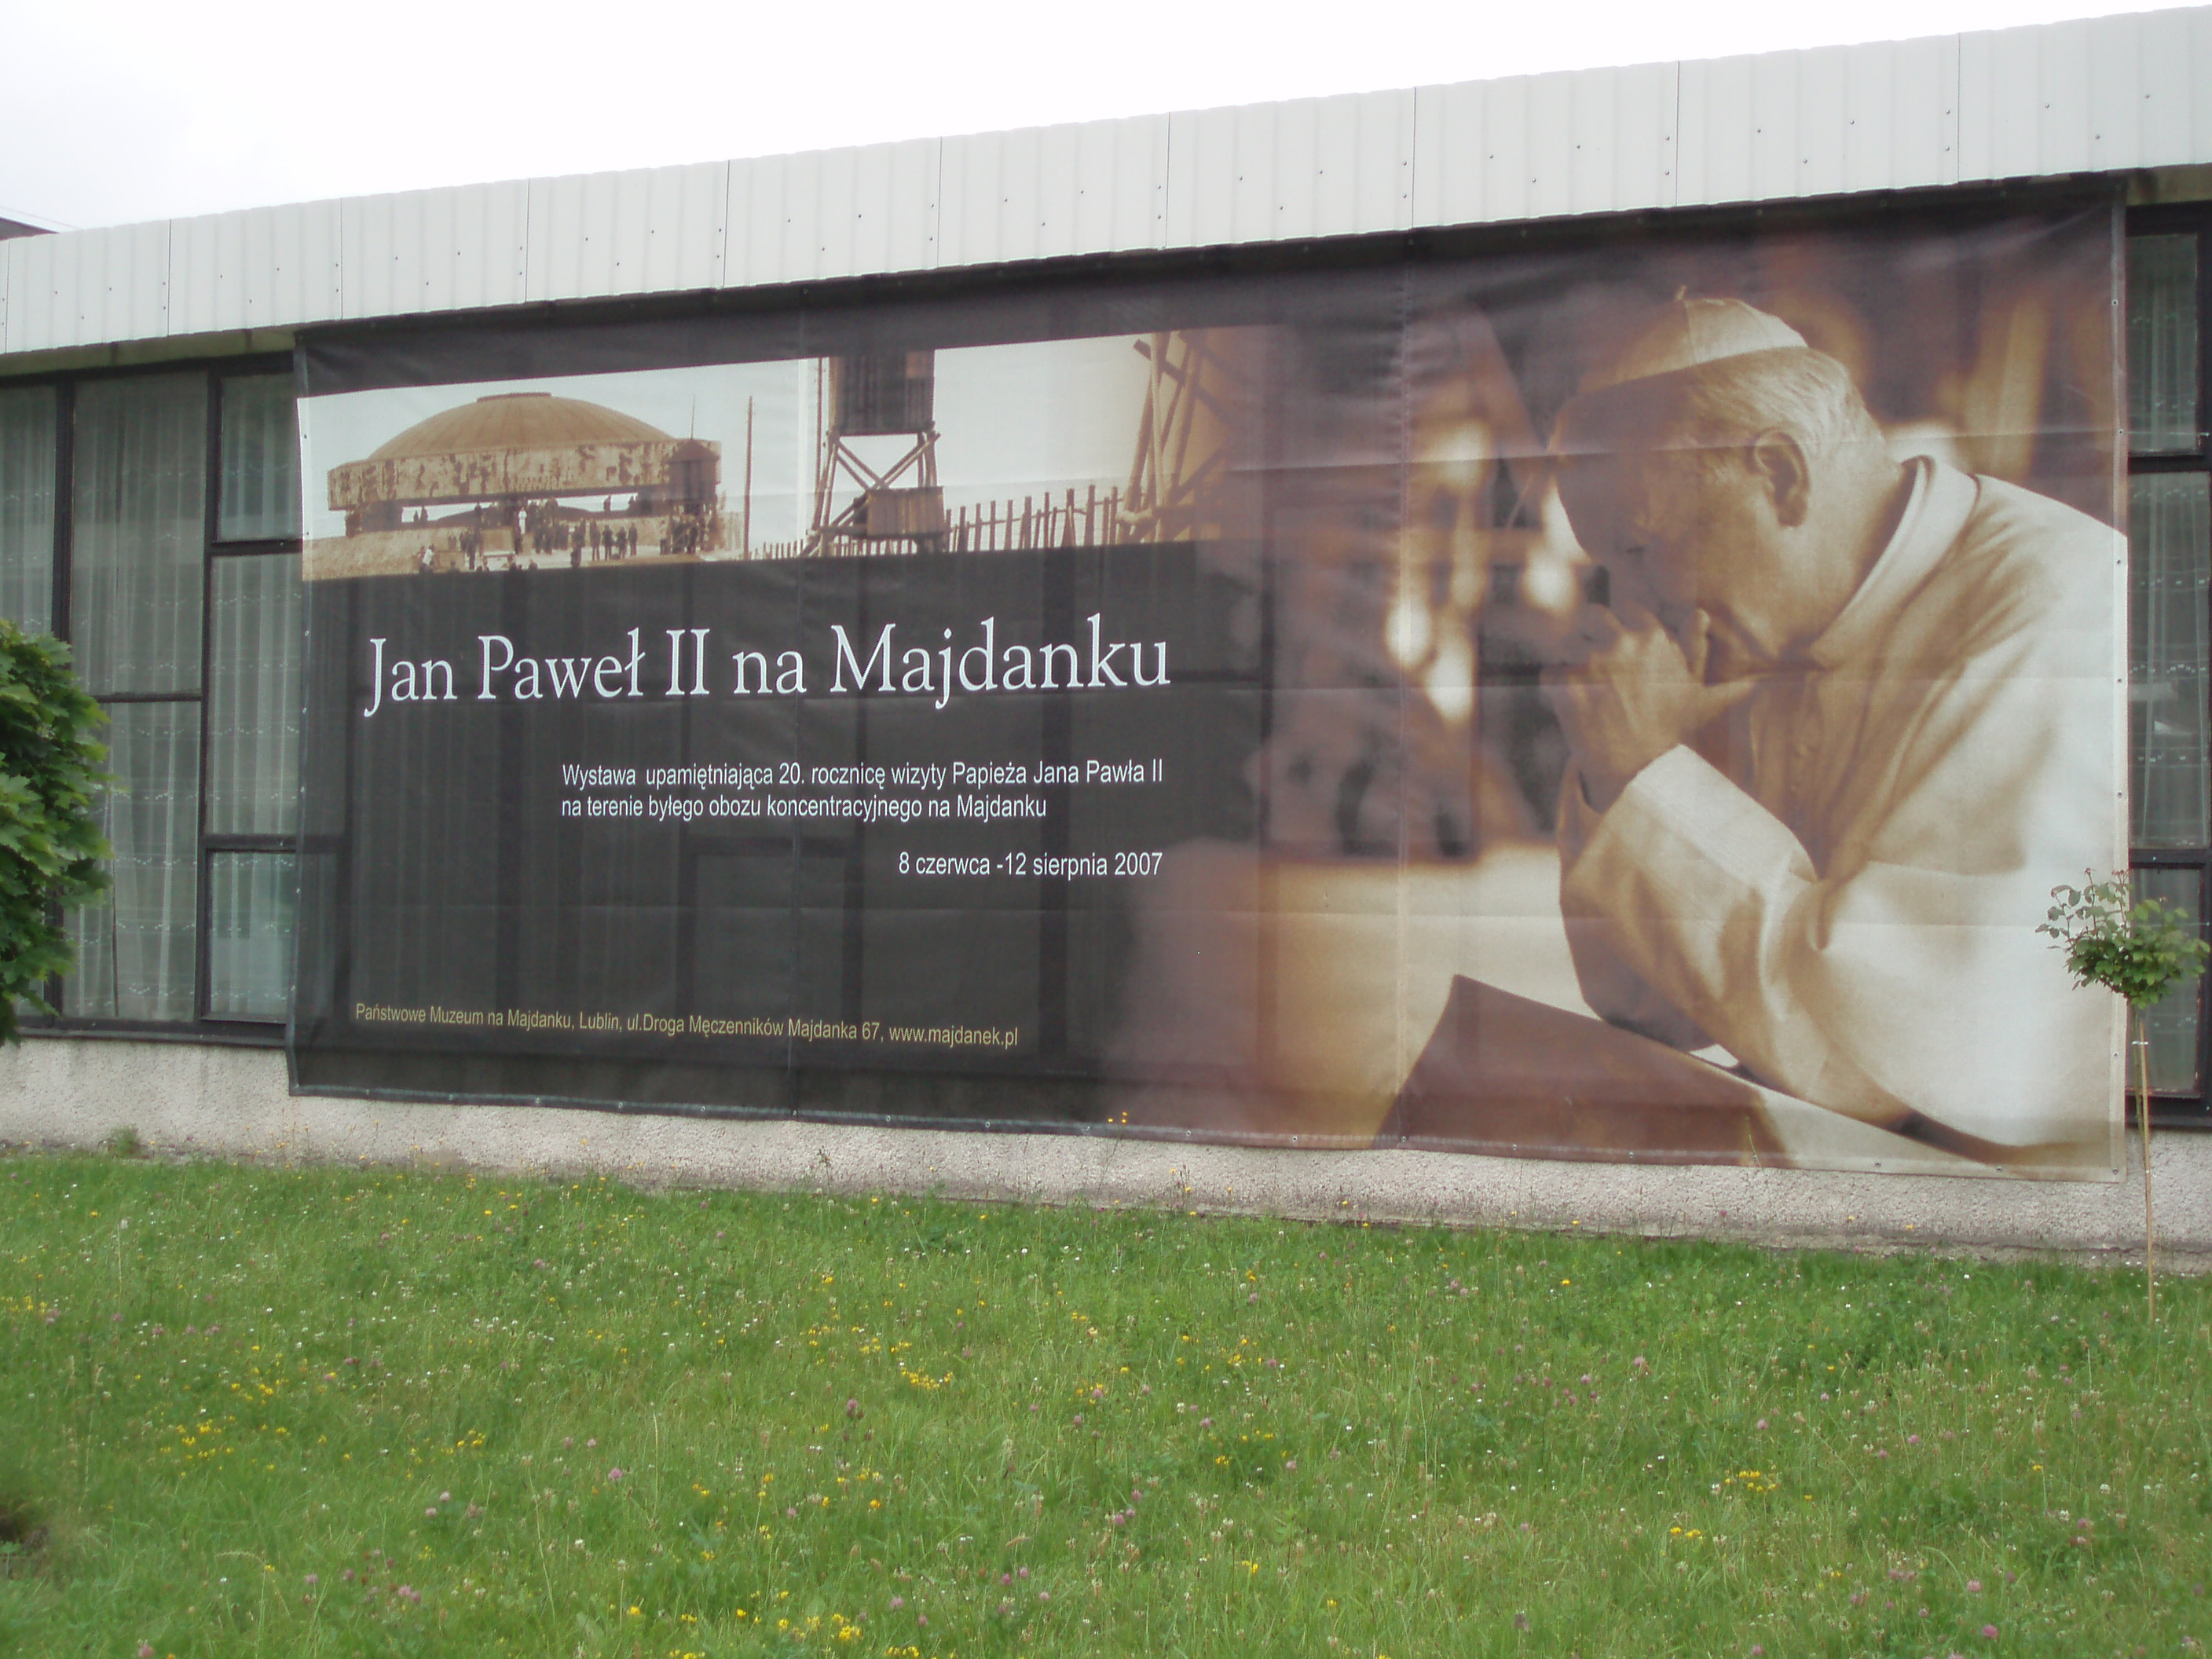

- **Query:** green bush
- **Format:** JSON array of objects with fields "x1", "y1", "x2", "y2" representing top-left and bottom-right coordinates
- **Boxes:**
[{"x1": 0, "y1": 623, "x2": 108, "y2": 1042}]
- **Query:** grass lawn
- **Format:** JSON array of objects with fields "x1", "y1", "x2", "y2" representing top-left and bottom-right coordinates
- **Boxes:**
[{"x1": 1, "y1": 1149, "x2": 2207, "y2": 1658}]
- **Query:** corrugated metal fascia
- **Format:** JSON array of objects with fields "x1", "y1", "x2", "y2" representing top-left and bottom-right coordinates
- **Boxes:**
[
  {"x1": 722, "y1": 139, "x2": 941, "y2": 288},
  {"x1": 336, "y1": 181, "x2": 528, "y2": 321},
  {"x1": 1957, "y1": 5, "x2": 2212, "y2": 180},
  {"x1": 1411, "y1": 60, "x2": 1681, "y2": 227},
  {"x1": 1165, "y1": 88, "x2": 1415, "y2": 248},
  {"x1": 170, "y1": 202, "x2": 342, "y2": 335},
  {"x1": 939, "y1": 115, "x2": 1170, "y2": 268},
  {"x1": 1675, "y1": 33, "x2": 1962, "y2": 210},
  {"x1": 525, "y1": 161, "x2": 730, "y2": 303},
  {"x1": 5, "y1": 5, "x2": 2212, "y2": 364},
  {"x1": 1, "y1": 219, "x2": 170, "y2": 355}
]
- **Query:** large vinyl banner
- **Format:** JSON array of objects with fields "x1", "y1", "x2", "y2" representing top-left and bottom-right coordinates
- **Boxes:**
[{"x1": 294, "y1": 196, "x2": 2127, "y2": 1177}]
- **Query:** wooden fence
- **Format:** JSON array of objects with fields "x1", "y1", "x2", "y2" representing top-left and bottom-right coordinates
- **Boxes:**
[{"x1": 740, "y1": 483, "x2": 1142, "y2": 560}]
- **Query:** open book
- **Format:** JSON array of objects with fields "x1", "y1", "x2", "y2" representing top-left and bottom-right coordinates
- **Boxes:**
[{"x1": 1380, "y1": 976, "x2": 1783, "y2": 1164}]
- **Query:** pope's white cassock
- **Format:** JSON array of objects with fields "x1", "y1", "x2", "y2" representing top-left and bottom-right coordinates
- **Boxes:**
[{"x1": 1557, "y1": 454, "x2": 2122, "y2": 1152}]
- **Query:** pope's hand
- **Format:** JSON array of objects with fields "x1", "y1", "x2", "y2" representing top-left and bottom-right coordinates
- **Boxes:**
[{"x1": 1540, "y1": 601, "x2": 1756, "y2": 813}]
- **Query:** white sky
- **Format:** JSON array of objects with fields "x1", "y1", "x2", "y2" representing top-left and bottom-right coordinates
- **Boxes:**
[{"x1": 0, "y1": 0, "x2": 2171, "y2": 231}]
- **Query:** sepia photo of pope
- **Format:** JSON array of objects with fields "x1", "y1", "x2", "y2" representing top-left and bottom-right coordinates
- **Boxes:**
[{"x1": 1542, "y1": 296, "x2": 2120, "y2": 1159}]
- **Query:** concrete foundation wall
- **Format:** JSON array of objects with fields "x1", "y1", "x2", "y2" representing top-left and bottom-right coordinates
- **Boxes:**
[{"x1": 2, "y1": 1036, "x2": 2208, "y2": 1262}]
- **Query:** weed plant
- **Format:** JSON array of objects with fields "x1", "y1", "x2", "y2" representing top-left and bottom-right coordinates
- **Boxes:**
[{"x1": 1, "y1": 1151, "x2": 2207, "y2": 1657}]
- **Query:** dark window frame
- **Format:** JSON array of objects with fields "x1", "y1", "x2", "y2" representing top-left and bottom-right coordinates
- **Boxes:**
[
  {"x1": 0, "y1": 350, "x2": 300, "y2": 1046},
  {"x1": 199, "y1": 372, "x2": 305, "y2": 1029},
  {"x1": 2126, "y1": 202, "x2": 2212, "y2": 1128}
]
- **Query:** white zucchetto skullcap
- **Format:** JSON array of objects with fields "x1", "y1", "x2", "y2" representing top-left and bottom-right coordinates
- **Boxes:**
[{"x1": 1579, "y1": 295, "x2": 1811, "y2": 394}]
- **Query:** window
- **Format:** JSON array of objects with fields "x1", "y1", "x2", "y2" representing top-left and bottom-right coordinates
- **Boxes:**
[
  {"x1": 203, "y1": 547, "x2": 302, "y2": 1020},
  {"x1": 0, "y1": 361, "x2": 302, "y2": 1037},
  {"x1": 0, "y1": 386, "x2": 57, "y2": 633},
  {"x1": 2127, "y1": 211, "x2": 2212, "y2": 1122}
]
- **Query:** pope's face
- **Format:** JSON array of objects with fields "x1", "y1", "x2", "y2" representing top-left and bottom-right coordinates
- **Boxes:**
[{"x1": 1555, "y1": 445, "x2": 1791, "y2": 681}]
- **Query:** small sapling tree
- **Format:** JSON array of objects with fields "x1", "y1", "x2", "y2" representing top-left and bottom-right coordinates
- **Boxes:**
[
  {"x1": 0, "y1": 622, "x2": 109, "y2": 1042},
  {"x1": 2041, "y1": 873, "x2": 2210, "y2": 1321}
]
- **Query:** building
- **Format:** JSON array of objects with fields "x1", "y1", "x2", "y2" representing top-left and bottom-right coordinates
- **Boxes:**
[
  {"x1": 324, "y1": 392, "x2": 723, "y2": 573},
  {"x1": 2, "y1": 6, "x2": 2211, "y2": 1247}
]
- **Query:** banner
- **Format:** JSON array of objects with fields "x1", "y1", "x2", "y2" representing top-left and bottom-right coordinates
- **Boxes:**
[{"x1": 294, "y1": 195, "x2": 2126, "y2": 1177}]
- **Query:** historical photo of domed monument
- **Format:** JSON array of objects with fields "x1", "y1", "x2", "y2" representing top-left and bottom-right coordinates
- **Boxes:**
[
  {"x1": 316, "y1": 390, "x2": 731, "y2": 576},
  {"x1": 302, "y1": 335, "x2": 1231, "y2": 580}
]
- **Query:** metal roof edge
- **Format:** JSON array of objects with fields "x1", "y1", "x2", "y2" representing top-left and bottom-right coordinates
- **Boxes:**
[{"x1": 3, "y1": 5, "x2": 2209, "y2": 363}]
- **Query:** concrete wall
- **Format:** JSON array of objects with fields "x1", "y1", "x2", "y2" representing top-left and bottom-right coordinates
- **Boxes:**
[{"x1": 2, "y1": 1036, "x2": 2207, "y2": 1262}]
